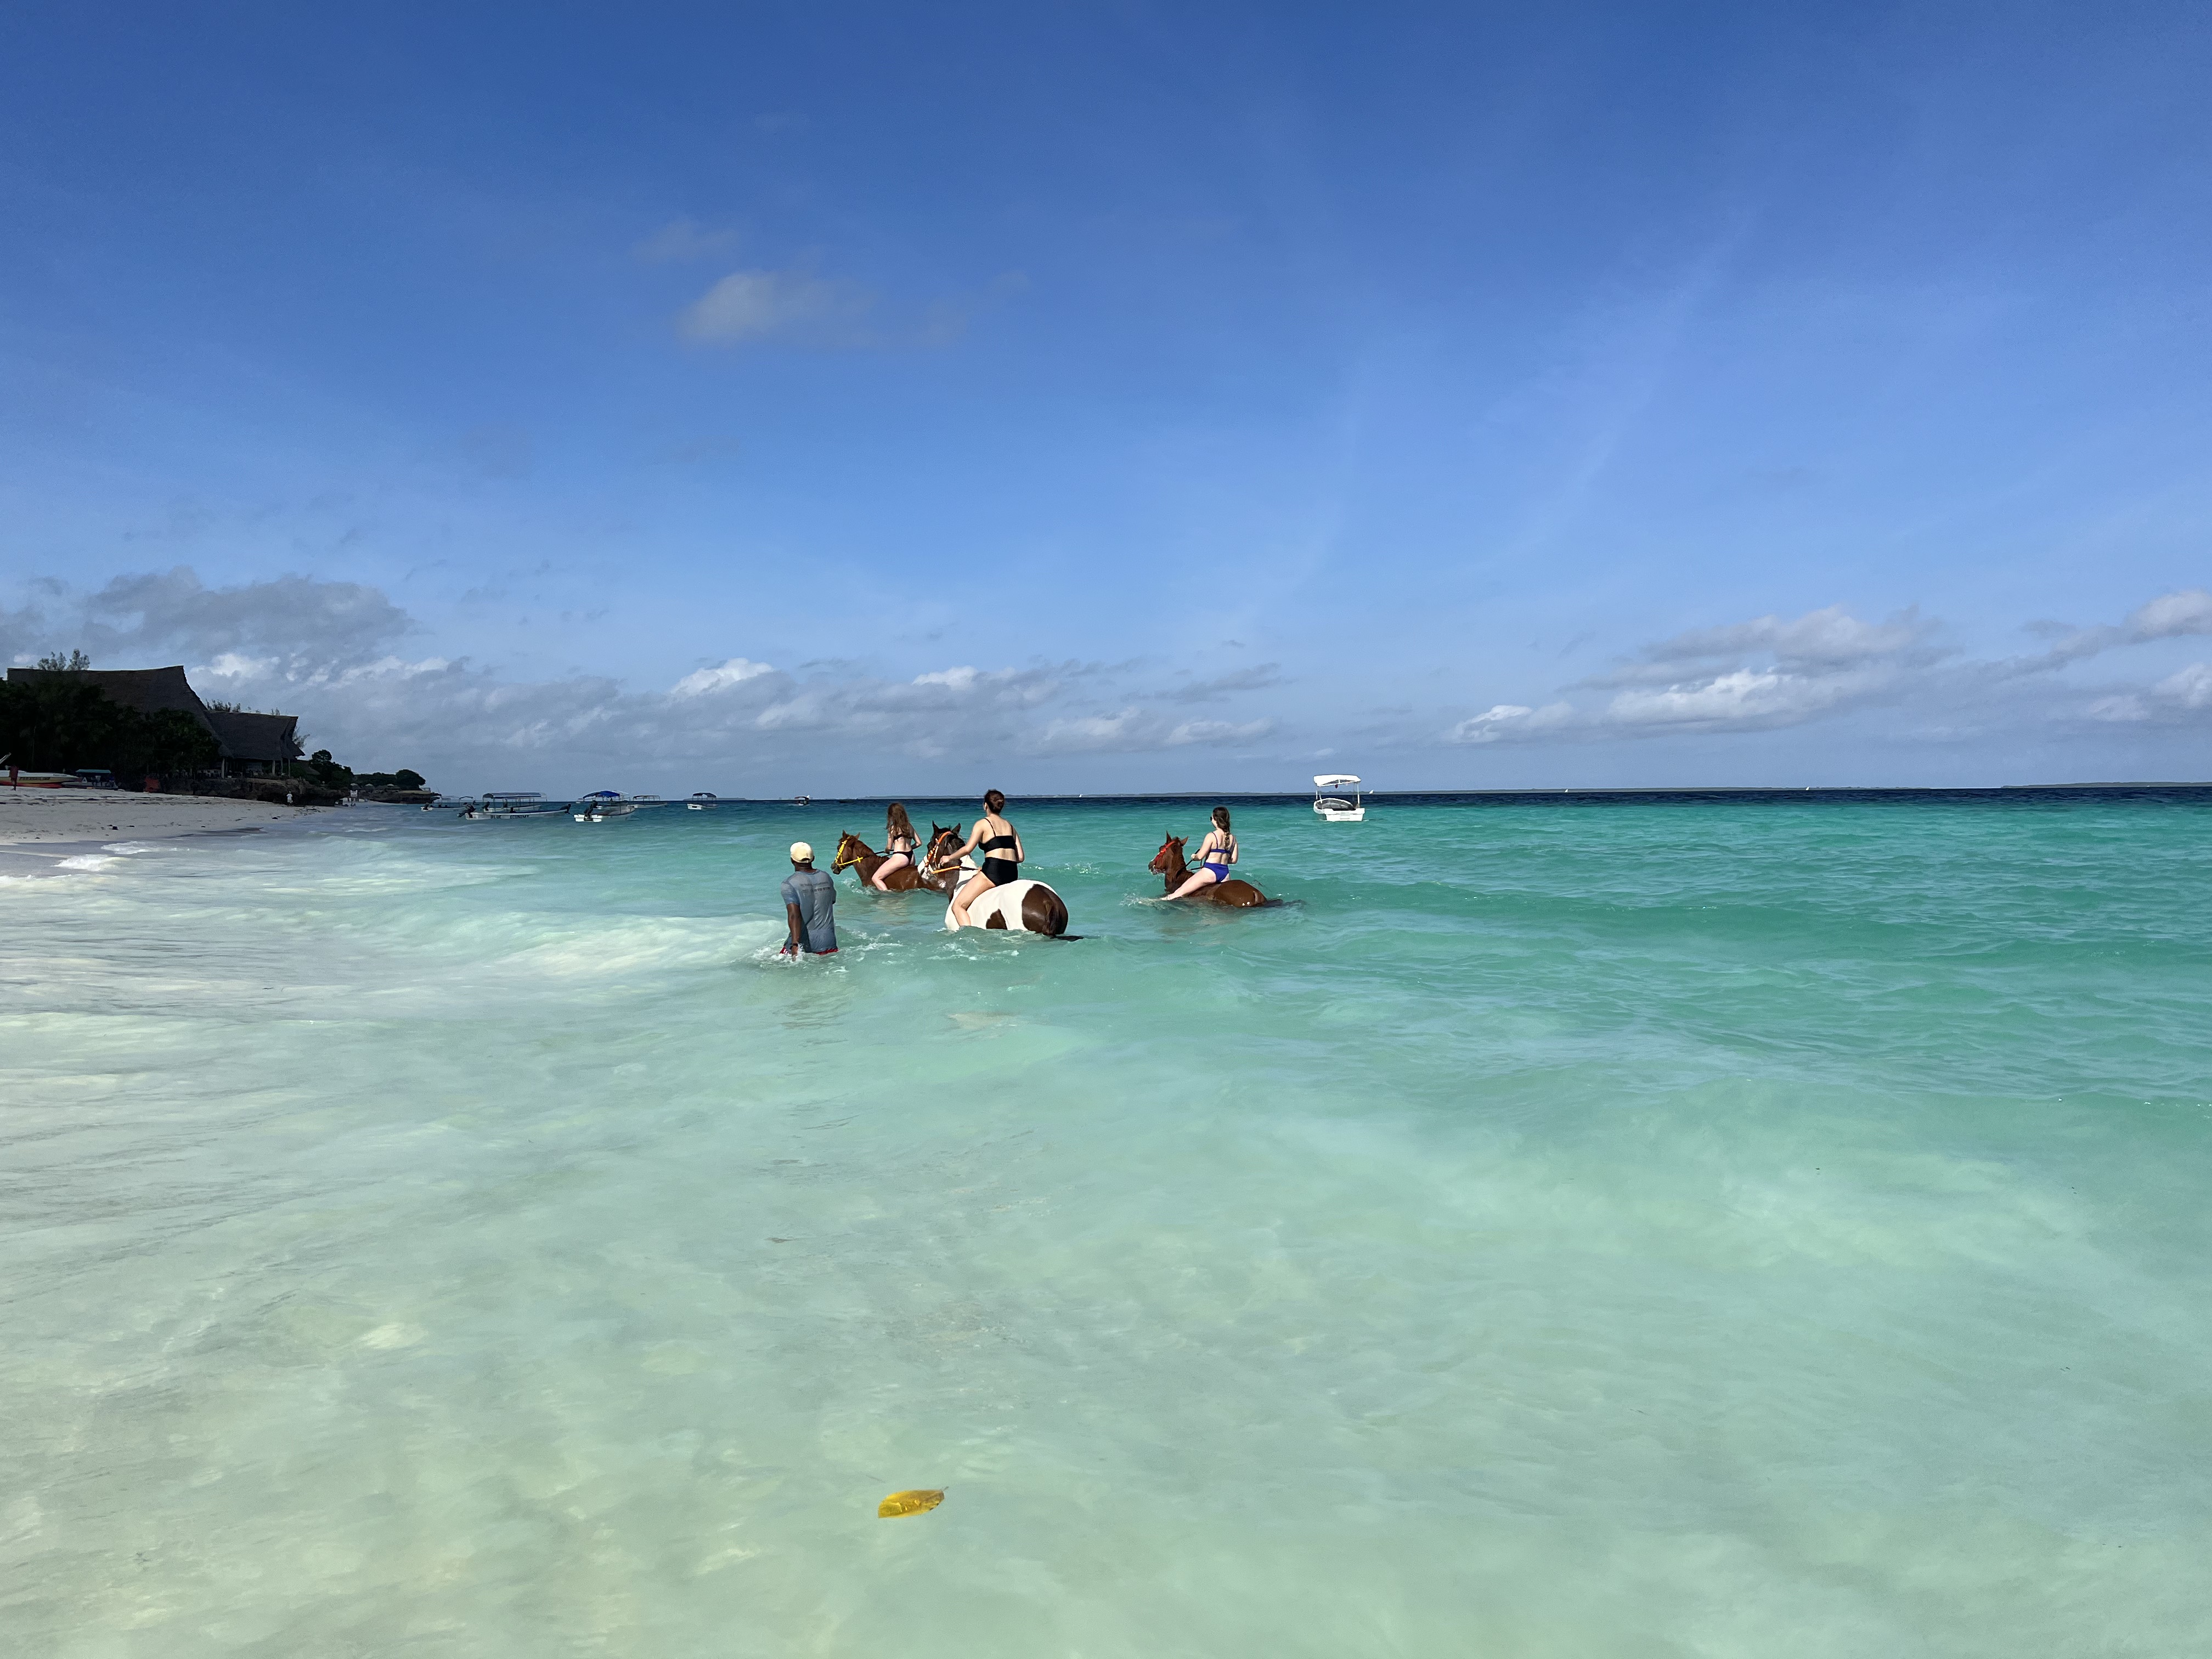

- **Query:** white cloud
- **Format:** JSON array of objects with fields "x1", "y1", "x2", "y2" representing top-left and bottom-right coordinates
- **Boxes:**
[
  {"x1": 2092, "y1": 661, "x2": 2212, "y2": 723},
  {"x1": 2159, "y1": 661, "x2": 2212, "y2": 709},
  {"x1": 1446, "y1": 589, "x2": 2212, "y2": 748},
  {"x1": 98, "y1": 568, "x2": 409, "y2": 663},
  {"x1": 670, "y1": 658, "x2": 776, "y2": 697},
  {"x1": 679, "y1": 268, "x2": 874, "y2": 345},
  {"x1": 1449, "y1": 603, "x2": 1939, "y2": 744},
  {"x1": 1034, "y1": 709, "x2": 1274, "y2": 754},
  {"x1": 2012, "y1": 588, "x2": 2212, "y2": 673},
  {"x1": 1446, "y1": 703, "x2": 1574, "y2": 744},
  {"x1": 2129, "y1": 591, "x2": 2212, "y2": 641},
  {"x1": 1599, "y1": 663, "x2": 1891, "y2": 731},
  {"x1": 1589, "y1": 604, "x2": 1943, "y2": 689}
]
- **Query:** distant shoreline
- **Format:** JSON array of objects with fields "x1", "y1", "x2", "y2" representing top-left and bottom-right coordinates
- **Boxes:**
[{"x1": 471, "y1": 783, "x2": 2212, "y2": 807}]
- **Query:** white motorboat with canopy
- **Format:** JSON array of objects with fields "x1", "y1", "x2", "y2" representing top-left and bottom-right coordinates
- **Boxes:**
[
  {"x1": 572, "y1": 792, "x2": 674, "y2": 822},
  {"x1": 1313, "y1": 774, "x2": 1365, "y2": 822},
  {"x1": 572, "y1": 790, "x2": 635, "y2": 822},
  {"x1": 459, "y1": 791, "x2": 565, "y2": 820}
]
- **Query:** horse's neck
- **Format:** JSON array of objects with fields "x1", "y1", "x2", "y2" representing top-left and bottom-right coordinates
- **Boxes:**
[{"x1": 1162, "y1": 851, "x2": 1187, "y2": 889}]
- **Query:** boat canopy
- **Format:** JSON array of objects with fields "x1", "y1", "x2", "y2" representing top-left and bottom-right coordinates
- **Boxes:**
[
  {"x1": 483, "y1": 791, "x2": 542, "y2": 800},
  {"x1": 579, "y1": 789, "x2": 622, "y2": 799},
  {"x1": 1314, "y1": 774, "x2": 1361, "y2": 790}
]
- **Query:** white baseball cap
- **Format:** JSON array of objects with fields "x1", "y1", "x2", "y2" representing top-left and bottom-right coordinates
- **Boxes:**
[{"x1": 789, "y1": 841, "x2": 814, "y2": 861}]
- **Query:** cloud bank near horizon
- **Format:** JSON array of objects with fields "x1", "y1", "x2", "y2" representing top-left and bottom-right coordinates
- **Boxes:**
[
  {"x1": 4, "y1": 568, "x2": 2208, "y2": 788},
  {"x1": 1447, "y1": 590, "x2": 2212, "y2": 748}
]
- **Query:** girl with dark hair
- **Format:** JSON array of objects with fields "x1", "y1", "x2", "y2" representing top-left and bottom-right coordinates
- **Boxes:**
[
  {"x1": 1164, "y1": 805, "x2": 1239, "y2": 899},
  {"x1": 938, "y1": 789, "x2": 1024, "y2": 927},
  {"x1": 870, "y1": 802, "x2": 921, "y2": 891}
]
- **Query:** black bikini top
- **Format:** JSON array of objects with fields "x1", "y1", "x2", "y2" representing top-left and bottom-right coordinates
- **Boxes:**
[{"x1": 981, "y1": 832, "x2": 1018, "y2": 852}]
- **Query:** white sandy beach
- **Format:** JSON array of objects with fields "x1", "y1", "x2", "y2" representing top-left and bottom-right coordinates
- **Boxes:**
[{"x1": 0, "y1": 788, "x2": 320, "y2": 845}]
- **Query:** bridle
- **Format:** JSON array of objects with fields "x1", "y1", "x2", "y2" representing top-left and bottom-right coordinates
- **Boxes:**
[
  {"x1": 920, "y1": 823, "x2": 964, "y2": 877},
  {"x1": 830, "y1": 833, "x2": 868, "y2": 874}
]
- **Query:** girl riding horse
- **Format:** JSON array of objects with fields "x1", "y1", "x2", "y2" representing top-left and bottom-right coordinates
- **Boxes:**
[
  {"x1": 832, "y1": 821, "x2": 962, "y2": 894},
  {"x1": 1163, "y1": 807, "x2": 1240, "y2": 899},
  {"x1": 1151, "y1": 809, "x2": 1270, "y2": 907},
  {"x1": 934, "y1": 789, "x2": 1025, "y2": 928},
  {"x1": 871, "y1": 803, "x2": 921, "y2": 890}
]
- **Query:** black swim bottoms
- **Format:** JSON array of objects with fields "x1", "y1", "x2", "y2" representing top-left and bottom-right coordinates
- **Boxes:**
[{"x1": 982, "y1": 857, "x2": 1019, "y2": 885}]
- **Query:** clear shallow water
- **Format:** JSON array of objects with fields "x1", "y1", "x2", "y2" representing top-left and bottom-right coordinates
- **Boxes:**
[{"x1": 4, "y1": 797, "x2": 2209, "y2": 1657}]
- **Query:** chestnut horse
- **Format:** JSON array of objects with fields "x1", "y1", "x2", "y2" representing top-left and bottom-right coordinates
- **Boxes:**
[
  {"x1": 1149, "y1": 834, "x2": 1271, "y2": 907},
  {"x1": 833, "y1": 824, "x2": 962, "y2": 894}
]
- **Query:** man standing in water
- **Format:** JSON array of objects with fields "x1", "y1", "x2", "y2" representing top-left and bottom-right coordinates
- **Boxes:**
[{"x1": 780, "y1": 842, "x2": 838, "y2": 957}]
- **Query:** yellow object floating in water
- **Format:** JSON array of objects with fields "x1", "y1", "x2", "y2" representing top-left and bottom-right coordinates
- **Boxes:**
[{"x1": 877, "y1": 1488, "x2": 945, "y2": 1519}]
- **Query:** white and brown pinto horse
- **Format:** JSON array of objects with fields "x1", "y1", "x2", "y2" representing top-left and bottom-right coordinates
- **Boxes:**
[
  {"x1": 945, "y1": 877, "x2": 1072, "y2": 935},
  {"x1": 925, "y1": 834, "x2": 1075, "y2": 936}
]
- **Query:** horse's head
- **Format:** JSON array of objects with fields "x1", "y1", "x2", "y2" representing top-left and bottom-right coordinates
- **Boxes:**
[
  {"x1": 924, "y1": 823, "x2": 962, "y2": 870},
  {"x1": 830, "y1": 832, "x2": 867, "y2": 873},
  {"x1": 1149, "y1": 834, "x2": 1187, "y2": 874}
]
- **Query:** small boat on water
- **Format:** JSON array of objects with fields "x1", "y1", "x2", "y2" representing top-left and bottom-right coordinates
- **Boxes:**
[
  {"x1": 793, "y1": 793, "x2": 811, "y2": 805},
  {"x1": 1313, "y1": 774, "x2": 1367, "y2": 822},
  {"x1": 573, "y1": 790, "x2": 636, "y2": 822},
  {"x1": 572, "y1": 792, "x2": 676, "y2": 822},
  {"x1": 459, "y1": 791, "x2": 565, "y2": 820},
  {"x1": 686, "y1": 792, "x2": 719, "y2": 810}
]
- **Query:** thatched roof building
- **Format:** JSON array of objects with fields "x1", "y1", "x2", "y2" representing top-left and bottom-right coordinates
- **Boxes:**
[
  {"x1": 5, "y1": 665, "x2": 303, "y2": 775},
  {"x1": 203, "y1": 709, "x2": 302, "y2": 769}
]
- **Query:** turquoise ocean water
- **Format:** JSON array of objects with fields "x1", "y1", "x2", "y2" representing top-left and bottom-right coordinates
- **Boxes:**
[{"x1": 4, "y1": 795, "x2": 2209, "y2": 1656}]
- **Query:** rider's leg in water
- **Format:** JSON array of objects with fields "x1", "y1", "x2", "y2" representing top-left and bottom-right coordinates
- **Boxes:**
[
  {"x1": 871, "y1": 853, "x2": 909, "y2": 891},
  {"x1": 1165, "y1": 867, "x2": 1220, "y2": 900},
  {"x1": 951, "y1": 870, "x2": 991, "y2": 926}
]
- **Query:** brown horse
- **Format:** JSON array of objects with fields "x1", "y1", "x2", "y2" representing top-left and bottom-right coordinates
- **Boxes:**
[
  {"x1": 1149, "y1": 834, "x2": 1272, "y2": 907},
  {"x1": 833, "y1": 825, "x2": 963, "y2": 894}
]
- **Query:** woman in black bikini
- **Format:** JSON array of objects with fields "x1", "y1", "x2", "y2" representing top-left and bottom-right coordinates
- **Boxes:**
[
  {"x1": 939, "y1": 789, "x2": 1025, "y2": 928},
  {"x1": 869, "y1": 802, "x2": 922, "y2": 891}
]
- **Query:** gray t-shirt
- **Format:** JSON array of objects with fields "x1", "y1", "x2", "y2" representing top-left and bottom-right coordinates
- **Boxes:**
[{"x1": 779, "y1": 866, "x2": 838, "y2": 953}]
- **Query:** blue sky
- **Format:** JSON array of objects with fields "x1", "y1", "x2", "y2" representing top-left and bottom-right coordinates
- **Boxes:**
[{"x1": 2, "y1": 2, "x2": 2208, "y2": 794}]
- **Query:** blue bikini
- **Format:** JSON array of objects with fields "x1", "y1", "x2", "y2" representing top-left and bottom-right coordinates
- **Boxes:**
[{"x1": 1198, "y1": 834, "x2": 1235, "y2": 883}]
